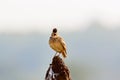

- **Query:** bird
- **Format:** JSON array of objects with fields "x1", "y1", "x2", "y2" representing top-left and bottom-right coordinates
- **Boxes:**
[{"x1": 49, "y1": 28, "x2": 67, "y2": 58}]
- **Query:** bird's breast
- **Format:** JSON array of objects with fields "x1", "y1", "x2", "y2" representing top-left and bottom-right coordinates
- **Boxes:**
[{"x1": 49, "y1": 37, "x2": 62, "y2": 52}]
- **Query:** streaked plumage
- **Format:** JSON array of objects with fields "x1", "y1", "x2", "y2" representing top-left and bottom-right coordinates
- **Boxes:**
[{"x1": 49, "y1": 28, "x2": 67, "y2": 58}]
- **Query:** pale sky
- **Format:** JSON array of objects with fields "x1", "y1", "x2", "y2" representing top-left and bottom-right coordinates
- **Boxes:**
[{"x1": 0, "y1": 0, "x2": 120, "y2": 33}]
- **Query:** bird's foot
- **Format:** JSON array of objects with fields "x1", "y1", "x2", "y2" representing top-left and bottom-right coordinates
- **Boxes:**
[{"x1": 54, "y1": 52, "x2": 60, "y2": 57}]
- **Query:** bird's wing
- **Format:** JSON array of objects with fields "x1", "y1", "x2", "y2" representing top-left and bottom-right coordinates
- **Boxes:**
[{"x1": 58, "y1": 37, "x2": 67, "y2": 52}]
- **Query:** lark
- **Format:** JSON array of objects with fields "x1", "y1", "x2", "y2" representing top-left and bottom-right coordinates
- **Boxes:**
[{"x1": 49, "y1": 28, "x2": 67, "y2": 58}]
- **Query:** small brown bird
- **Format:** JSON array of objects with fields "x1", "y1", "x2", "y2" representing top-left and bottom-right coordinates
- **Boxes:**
[{"x1": 49, "y1": 28, "x2": 67, "y2": 58}]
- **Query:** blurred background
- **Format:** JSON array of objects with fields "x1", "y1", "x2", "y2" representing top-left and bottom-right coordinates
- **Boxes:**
[{"x1": 0, "y1": 0, "x2": 120, "y2": 80}]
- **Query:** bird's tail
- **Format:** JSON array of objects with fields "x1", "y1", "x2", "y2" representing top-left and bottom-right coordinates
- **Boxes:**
[{"x1": 62, "y1": 51, "x2": 67, "y2": 58}]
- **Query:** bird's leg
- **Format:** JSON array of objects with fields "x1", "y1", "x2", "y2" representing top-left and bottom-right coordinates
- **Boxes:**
[
  {"x1": 58, "y1": 53, "x2": 60, "y2": 56},
  {"x1": 54, "y1": 52, "x2": 58, "y2": 56}
]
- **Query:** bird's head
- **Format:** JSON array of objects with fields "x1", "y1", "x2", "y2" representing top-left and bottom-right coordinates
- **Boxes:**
[
  {"x1": 51, "y1": 28, "x2": 58, "y2": 37},
  {"x1": 53, "y1": 28, "x2": 57, "y2": 33}
]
